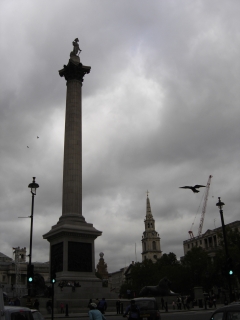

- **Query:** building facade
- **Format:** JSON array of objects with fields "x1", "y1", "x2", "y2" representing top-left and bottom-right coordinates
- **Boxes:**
[
  {"x1": 183, "y1": 220, "x2": 240, "y2": 258},
  {"x1": 108, "y1": 267, "x2": 128, "y2": 294},
  {"x1": 141, "y1": 194, "x2": 162, "y2": 261},
  {"x1": 0, "y1": 247, "x2": 49, "y2": 297}
]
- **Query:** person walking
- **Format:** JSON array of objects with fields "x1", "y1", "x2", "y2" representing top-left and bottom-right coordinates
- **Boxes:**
[
  {"x1": 97, "y1": 298, "x2": 107, "y2": 314},
  {"x1": 116, "y1": 300, "x2": 120, "y2": 314},
  {"x1": 46, "y1": 300, "x2": 52, "y2": 314},
  {"x1": 33, "y1": 299, "x2": 39, "y2": 310},
  {"x1": 161, "y1": 297, "x2": 165, "y2": 310},
  {"x1": 123, "y1": 300, "x2": 140, "y2": 320},
  {"x1": 89, "y1": 303, "x2": 106, "y2": 320},
  {"x1": 60, "y1": 302, "x2": 64, "y2": 313},
  {"x1": 88, "y1": 299, "x2": 93, "y2": 308}
]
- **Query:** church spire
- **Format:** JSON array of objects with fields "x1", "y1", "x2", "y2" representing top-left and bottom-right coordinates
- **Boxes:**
[
  {"x1": 141, "y1": 192, "x2": 162, "y2": 262},
  {"x1": 146, "y1": 192, "x2": 153, "y2": 218}
]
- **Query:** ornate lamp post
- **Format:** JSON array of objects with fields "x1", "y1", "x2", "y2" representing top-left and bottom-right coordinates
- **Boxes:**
[
  {"x1": 27, "y1": 177, "x2": 39, "y2": 296},
  {"x1": 216, "y1": 197, "x2": 233, "y2": 302}
]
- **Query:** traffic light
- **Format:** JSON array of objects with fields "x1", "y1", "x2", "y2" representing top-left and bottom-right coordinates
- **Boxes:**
[
  {"x1": 27, "y1": 264, "x2": 34, "y2": 283},
  {"x1": 51, "y1": 271, "x2": 56, "y2": 284},
  {"x1": 227, "y1": 257, "x2": 234, "y2": 276}
]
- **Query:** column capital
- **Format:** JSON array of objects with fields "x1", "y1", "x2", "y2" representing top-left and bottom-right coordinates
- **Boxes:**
[{"x1": 59, "y1": 60, "x2": 91, "y2": 84}]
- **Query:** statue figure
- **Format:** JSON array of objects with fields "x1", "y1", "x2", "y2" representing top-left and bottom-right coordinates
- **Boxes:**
[
  {"x1": 70, "y1": 38, "x2": 81, "y2": 57},
  {"x1": 139, "y1": 277, "x2": 178, "y2": 297}
]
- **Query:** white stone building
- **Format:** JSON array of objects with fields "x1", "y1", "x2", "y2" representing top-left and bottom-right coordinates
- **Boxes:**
[{"x1": 183, "y1": 220, "x2": 240, "y2": 259}]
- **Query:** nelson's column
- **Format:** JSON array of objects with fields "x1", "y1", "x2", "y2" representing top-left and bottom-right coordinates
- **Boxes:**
[{"x1": 43, "y1": 39, "x2": 103, "y2": 297}]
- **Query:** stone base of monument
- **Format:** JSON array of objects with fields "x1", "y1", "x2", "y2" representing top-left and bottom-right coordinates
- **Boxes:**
[
  {"x1": 54, "y1": 286, "x2": 118, "y2": 313},
  {"x1": 55, "y1": 281, "x2": 117, "y2": 298},
  {"x1": 22, "y1": 295, "x2": 124, "y2": 315}
]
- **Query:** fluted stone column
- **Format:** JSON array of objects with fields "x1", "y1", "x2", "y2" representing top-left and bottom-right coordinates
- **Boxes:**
[
  {"x1": 43, "y1": 44, "x2": 102, "y2": 284},
  {"x1": 58, "y1": 60, "x2": 91, "y2": 223},
  {"x1": 62, "y1": 79, "x2": 82, "y2": 218}
]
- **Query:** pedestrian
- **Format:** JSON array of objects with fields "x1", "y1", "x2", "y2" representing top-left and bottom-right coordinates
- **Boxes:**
[
  {"x1": 89, "y1": 303, "x2": 106, "y2": 320},
  {"x1": 120, "y1": 301, "x2": 123, "y2": 314},
  {"x1": 46, "y1": 300, "x2": 52, "y2": 314},
  {"x1": 183, "y1": 296, "x2": 187, "y2": 310},
  {"x1": 97, "y1": 298, "x2": 107, "y2": 314},
  {"x1": 161, "y1": 297, "x2": 165, "y2": 310},
  {"x1": 88, "y1": 299, "x2": 93, "y2": 308},
  {"x1": 60, "y1": 302, "x2": 64, "y2": 313},
  {"x1": 177, "y1": 296, "x2": 182, "y2": 310},
  {"x1": 8, "y1": 299, "x2": 14, "y2": 306},
  {"x1": 58, "y1": 281, "x2": 64, "y2": 291},
  {"x1": 33, "y1": 299, "x2": 39, "y2": 310},
  {"x1": 116, "y1": 300, "x2": 120, "y2": 314},
  {"x1": 165, "y1": 302, "x2": 168, "y2": 313},
  {"x1": 213, "y1": 296, "x2": 216, "y2": 308},
  {"x1": 14, "y1": 298, "x2": 20, "y2": 306},
  {"x1": 123, "y1": 300, "x2": 140, "y2": 320},
  {"x1": 172, "y1": 301, "x2": 176, "y2": 310},
  {"x1": 186, "y1": 296, "x2": 191, "y2": 310}
]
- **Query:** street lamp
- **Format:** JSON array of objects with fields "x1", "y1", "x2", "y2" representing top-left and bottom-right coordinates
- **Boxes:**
[
  {"x1": 27, "y1": 177, "x2": 39, "y2": 295},
  {"x1": 216, "y1": 197, "x2": 233, "y2": 302}
]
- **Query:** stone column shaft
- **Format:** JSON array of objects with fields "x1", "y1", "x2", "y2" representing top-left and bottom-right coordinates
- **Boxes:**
[{"x1": 62, "y1": 79, "x2": 82, "y2": 217}]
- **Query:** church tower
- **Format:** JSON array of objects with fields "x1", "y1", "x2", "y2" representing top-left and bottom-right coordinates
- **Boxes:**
[{"x1": 141, "y1": 193, "x2": 162, "y2": 261}]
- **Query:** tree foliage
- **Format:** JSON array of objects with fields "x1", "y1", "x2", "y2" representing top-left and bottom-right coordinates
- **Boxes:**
[{"x1": 120, "y1": 228, "x2": 240, "y2": 297}]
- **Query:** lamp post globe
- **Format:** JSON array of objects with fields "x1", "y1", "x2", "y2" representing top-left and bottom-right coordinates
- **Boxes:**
[{"x1": 28, "y1": 177, "x2": 39, "y2": 195}]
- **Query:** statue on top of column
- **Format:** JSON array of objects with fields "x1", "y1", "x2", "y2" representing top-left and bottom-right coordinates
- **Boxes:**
[{"x1": 70, "y1": 38, "x2": 81, "y2": 57}]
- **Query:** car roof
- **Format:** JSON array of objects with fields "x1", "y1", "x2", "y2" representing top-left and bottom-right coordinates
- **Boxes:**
[
  {"x1": 133, "y1": 298, "x2": 156, "y2": 301},
  {"x1": 4, "y1": 306, "x2": 32, "y2": 312},
  {"x1": 213, "y1": 304, "x2": 240, "y2": 312}
]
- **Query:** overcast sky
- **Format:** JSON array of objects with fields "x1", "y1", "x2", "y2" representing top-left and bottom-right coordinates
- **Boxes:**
[{"x1": 1, "y1": 0, "x2": 240, "y2": 273}]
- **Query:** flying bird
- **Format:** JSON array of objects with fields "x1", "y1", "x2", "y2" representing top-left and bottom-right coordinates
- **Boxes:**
[
  {"x1": 27, "y1": 146, "x2": 29, "y2": 148},
  {"x1": 179, "y1": 185, "x2": 206, "y2": 193},
  {"x1": 37, "y1": 136, "x2": 39, "y2": 138}
]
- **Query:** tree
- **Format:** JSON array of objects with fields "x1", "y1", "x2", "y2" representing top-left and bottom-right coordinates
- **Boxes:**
[
  {"x1": 157, "y1": 252, "x2": 180, "y2": 266},
  {"x1": 181, "y1": 247, "x2": 214, "y2": 291}
]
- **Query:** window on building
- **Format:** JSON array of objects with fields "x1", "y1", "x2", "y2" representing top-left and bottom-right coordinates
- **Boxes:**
[
  {"x1": 200, "y1": 240, "x2": 202, "y2": 245},
  {"x1": 204, "y1": 238, "x2": 208, "y2": 248},
  {"x1": 188, "y1": 244, "x2": 190, "y2": 249},
  {"x1": 209, "y1": 237, "x2": 213, "y2": 247},
  {"x1": 213, "y1": 235, "x2": 217, "y2": 247},
  {"x1": 153, "y1": 255, "x2": 157, "y2": 259},
  {"x1": 152, "y1": 241, "x2": 156, "y2": 250}
]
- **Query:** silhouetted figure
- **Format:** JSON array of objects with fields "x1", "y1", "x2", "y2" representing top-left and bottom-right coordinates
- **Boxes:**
[
  {"x1": 116, "y1": 300, "x2": 120, "y2": 314},
  {"x1": 123, "y1": 300, "x2": 140, "y2": 320},
  {"x1": 97, "y1": 298, "x2": 107, "y2": 314},
  {"x1": 161, "y1": 298, "x2": 165, "y2": 310}
]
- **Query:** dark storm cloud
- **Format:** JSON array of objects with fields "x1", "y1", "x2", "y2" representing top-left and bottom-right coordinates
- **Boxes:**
[{"x1": 1, "y1": 0, "x2": 240, "y2": 271}]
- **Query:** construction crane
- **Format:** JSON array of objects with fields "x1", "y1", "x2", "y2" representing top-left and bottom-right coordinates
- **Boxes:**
[{"x1": 188, "y1": 175, "x2": 213, "y2": 238}]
